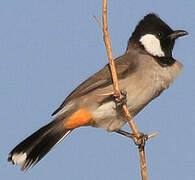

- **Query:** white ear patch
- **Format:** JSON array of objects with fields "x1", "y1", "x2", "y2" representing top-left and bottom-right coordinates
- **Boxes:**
[{"x1": 139, "y1": 34, "x2": 165, "y2": 57}]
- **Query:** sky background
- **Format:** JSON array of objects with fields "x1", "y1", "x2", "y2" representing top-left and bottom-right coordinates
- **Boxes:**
[{"x1": 1, "y1": 1, "x2": 195, "y2": 180}]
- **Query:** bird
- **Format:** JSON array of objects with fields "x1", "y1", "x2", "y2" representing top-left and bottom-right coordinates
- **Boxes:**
[{"x1": 8, "y1": 13, "x2": 188, "y2": 171}]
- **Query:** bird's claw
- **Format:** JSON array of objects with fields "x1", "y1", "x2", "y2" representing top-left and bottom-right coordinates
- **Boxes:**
[
  {"x1": 115, "y1": 130, "x2": 148, "y2": 149},
  {"x1": 114, "y1": 90, "x2": 127, "y2": 108},
  {"x1": 133, "y1": 133, "x2": 148, "y2": 149}
]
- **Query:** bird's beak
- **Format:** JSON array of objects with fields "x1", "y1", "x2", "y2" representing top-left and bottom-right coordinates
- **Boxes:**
[{"x1": 169, "y1": 30, "x2": 189, "y2": 40}]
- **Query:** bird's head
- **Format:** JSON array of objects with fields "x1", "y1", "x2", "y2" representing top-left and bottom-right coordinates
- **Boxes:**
[{"x1": 127, "y1": 13, "x2": 188, "y2": 65}]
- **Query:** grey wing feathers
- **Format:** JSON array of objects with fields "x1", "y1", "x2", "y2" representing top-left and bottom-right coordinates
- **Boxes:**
[
  {"x1": 51, "y1": 65, "x2": 112, "y2": 116},
  {"x1": 52, "y1": 53, "x2": 137, "y2": 116}
]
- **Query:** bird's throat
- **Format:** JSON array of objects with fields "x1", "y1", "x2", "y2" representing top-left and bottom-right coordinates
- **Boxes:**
[{"x1": 156, "y1": 56, "x2": 176, "y2": 67}]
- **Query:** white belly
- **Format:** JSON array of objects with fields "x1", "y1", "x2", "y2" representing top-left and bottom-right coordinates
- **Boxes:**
[{"x1": 92, "y1": 101, "x2": 126, "y2": 131}]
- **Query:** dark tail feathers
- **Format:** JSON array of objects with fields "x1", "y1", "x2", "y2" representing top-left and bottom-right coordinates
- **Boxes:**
[{"x1": 8, "y1": 121, "x2": 72, "y2": 171}]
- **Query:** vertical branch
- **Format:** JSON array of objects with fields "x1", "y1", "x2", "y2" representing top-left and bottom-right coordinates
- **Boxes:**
[
  {"x1": 101, "y1": 0, "x2": 150, "y2": 180},
  {"x1": 102, "y1": 0, "x2": 121, "y2": 97},
  {"x1": 102, "y1": 0, "x2": 140, "y2": 138},
  {"x1": 139, "y1": 147, "x2": 148, "y2": 180},
  {"x1": 122, "y1": 101, "x2": 140, "y2": 137}
]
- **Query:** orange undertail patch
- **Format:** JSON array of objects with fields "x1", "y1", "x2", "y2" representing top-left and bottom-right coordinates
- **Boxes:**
[{"x1": 64, "y1": 108, "x2": 93, "y2": 129}]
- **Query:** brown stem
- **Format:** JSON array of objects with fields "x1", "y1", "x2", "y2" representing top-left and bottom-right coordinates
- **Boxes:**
[
  {"x1": 102, "y1": 0, "x2": 140, "y2": 138},
  {"x1": 102, "y1": 0, "x2": 123, "y2": 98},
  {"x1": 139, "y1": 147, "x2": 148, "y2": 180},
  {"x1": 101, "y1": 1, "x2": 149, "y2": 180},
  {"x1": 122, "y1": 104, "x2": 141, "y2": 137}
]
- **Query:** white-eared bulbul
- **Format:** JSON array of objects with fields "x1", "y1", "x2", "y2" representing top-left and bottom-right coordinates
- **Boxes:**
[{"x1": 8, "y1": 13, "x2": 188, "y2": 170}]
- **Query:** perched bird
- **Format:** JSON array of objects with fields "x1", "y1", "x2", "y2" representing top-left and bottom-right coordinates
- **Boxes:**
[{"x1": 8, "y1": 13, "x2": 188, "y2": 170}]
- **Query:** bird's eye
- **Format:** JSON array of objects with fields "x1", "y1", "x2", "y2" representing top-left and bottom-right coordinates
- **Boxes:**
[{"x1": 157, "y1": 32, "x2": 162, "y2": 38}]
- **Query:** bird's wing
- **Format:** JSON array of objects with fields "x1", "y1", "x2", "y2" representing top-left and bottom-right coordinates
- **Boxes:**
[{"x1": 52, "y1": 52, "x2": 138, "y2": 116}]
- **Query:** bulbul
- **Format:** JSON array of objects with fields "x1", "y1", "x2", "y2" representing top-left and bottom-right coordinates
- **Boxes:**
[{"x1": 8, "y1": 13, "x2": 188, "y2": 170}]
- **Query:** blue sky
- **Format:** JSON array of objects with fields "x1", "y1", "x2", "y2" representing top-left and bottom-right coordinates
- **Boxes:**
[{"x1": 1, "y1": 1, "x2": 195, "y2": 180}]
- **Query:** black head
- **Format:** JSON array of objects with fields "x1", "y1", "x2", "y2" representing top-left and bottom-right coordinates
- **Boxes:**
[{"x1": 127, "y1": 13, "x2": 188, "y2": 65}]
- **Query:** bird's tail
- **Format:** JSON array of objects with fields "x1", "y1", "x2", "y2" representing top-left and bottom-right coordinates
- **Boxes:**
[{"x1": 8, "y1": 119, "x2": 72, "y2": 171}]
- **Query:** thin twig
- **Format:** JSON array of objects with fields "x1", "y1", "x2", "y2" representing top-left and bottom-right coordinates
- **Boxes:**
[
  {"x1": 139, "y1": 146, "x2": 148, "y2": 180},
  {"x1": 102, "y1": 0, "x2": 140, "y2": 138},
  {"x1": 148, "y1": 131, "x2": 160, "y2": 139},
  {"x1": 102, "y1": 0, "x2": 121, "y2": 98},
  {"x1": 93, "y1": 15, "x2": 103, "y2": 30},
  {"x1": 122, "y1": 103, "x2": 141, "y2": 137},
  {"x1": 116, "y1": 129, "x2": 160, "y2": 140},
  {"x1": 101, "y1": 1, "x2": 149, "y2": 180}
]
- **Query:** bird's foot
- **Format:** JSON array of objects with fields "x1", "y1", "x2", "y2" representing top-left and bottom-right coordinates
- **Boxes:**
[
  {"x1": 133, "y1": 133, "x2": 148, "y2": 149},
  {"x1": 115, "y1": 130, "x2": 148, "y2": 149},
  {"x1": 114, "y1": 90, "x2": 127, "y2": 108}
]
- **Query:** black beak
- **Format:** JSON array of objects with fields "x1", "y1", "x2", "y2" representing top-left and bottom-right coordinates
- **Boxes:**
[{"x1": 169, "y1": 30, "x2": 189, "y2": 40}]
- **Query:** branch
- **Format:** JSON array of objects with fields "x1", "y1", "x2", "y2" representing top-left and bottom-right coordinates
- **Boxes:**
[
  {"x1": 102, "y1": 1, "x2": 121, "y2": 98},
  {"x1": 100, "y1": 1, "x2": 154, "y2": 180},
  {"x1": 139, "y1": 146, "x2": 147, "y2": 180},
  {"x1": 93, "y1": 15, "x2": 103, "y2": 30},
  {"x1": 102, "y1": 0, "x2": 141, "y2": 137}
]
